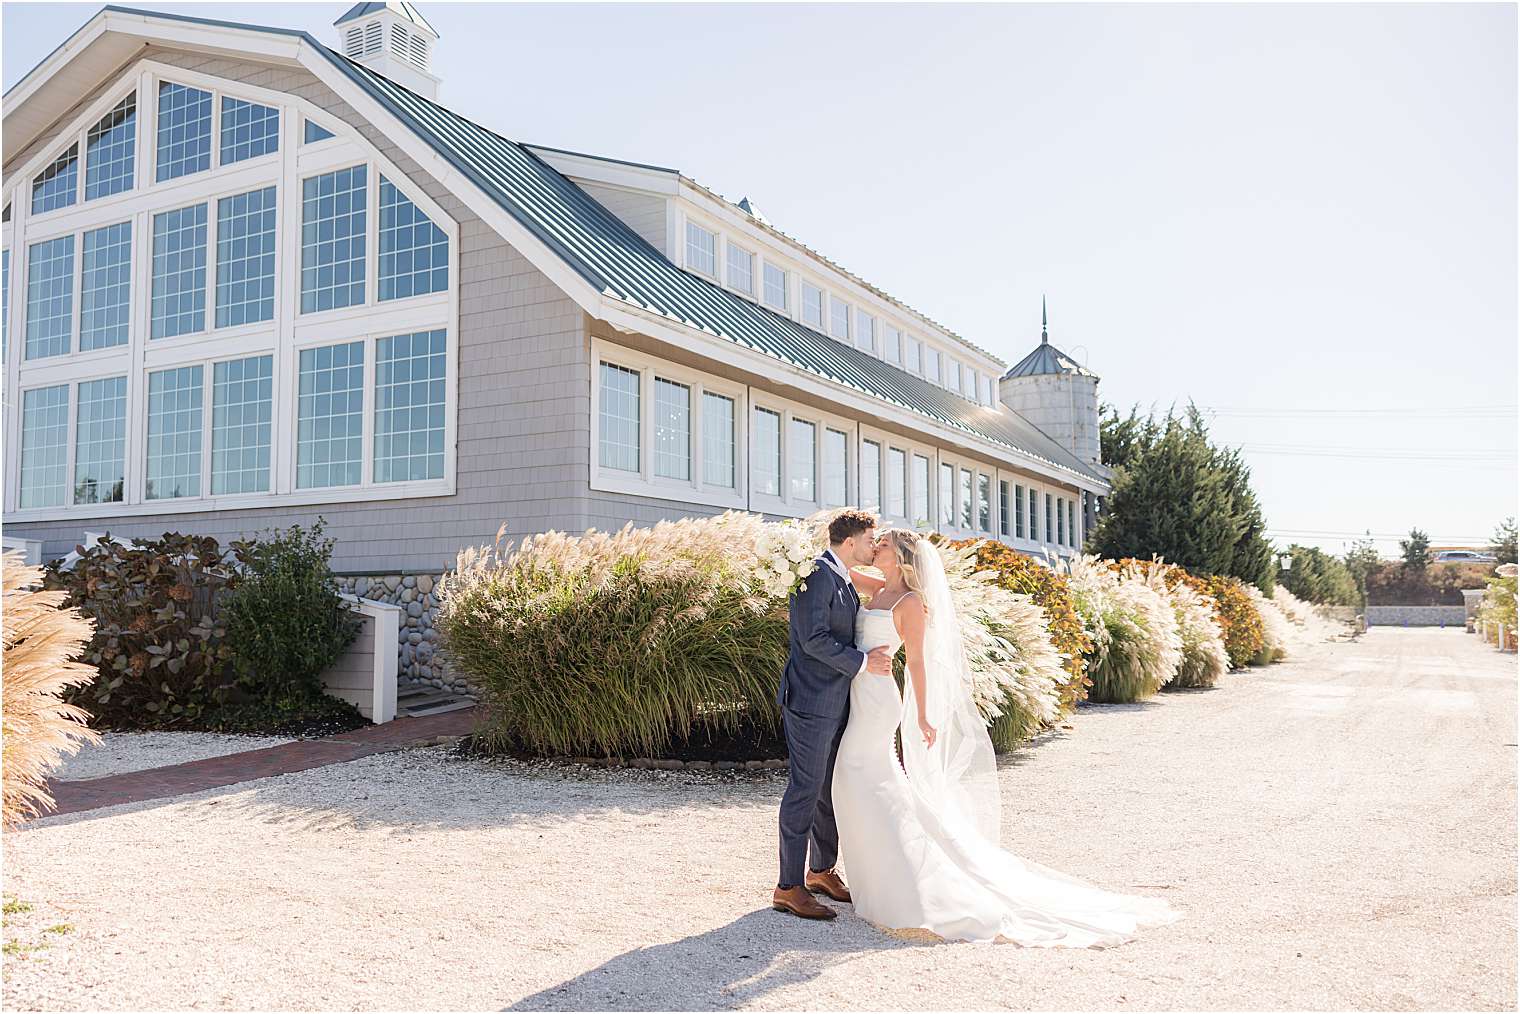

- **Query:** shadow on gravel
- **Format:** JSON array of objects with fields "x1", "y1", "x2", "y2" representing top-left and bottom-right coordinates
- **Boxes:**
[{"x1": 503, "y1": 908, "x2": 909, "y2": 1011}]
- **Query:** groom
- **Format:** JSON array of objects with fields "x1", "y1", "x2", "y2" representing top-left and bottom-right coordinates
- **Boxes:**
[{"x1": 773, "y1": 509, "x2": 893, "y2": 920}]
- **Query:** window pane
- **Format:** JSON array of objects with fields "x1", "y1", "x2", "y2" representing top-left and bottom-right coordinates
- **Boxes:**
[
  {"x1": 685, "y1": 221, "x2": 716, "y2": 276},
  {"x1": 598, "y1": 362, "x2": 640, "y2": 473},
  {"x1": 211, "y1": 355, "x2": 273, "y2": 494},
  {"x1": 146, "y1": 365, "x2": 203, "y2": 499},
  {"x1": 156, "y1": 82, "x2": 212, "y2": 181},
  {"x1": 1015, "y1": 483, "x2": 1026, "y2": 538},
  {"x1": 298, "y1": 340, "x2": 365, "y2": 489},
  {"x1": 981, "y1": 375, "x2": 995, "y2": 407},
  {"x1": 960, "y1": 468, "x2": 973, "y2": 528},
  {"x1": 1069, "y1": 500, "x2": 1077, "y2": 547},
  {"x1": 789, "y1": 418, "x2": 816, "y2": 502},
  {"x1": 925, "y1": 347, "x2": 941, "y2": 385},
  {"x1": 1029, "y1": 487, "x2": 1040, "y2": 541},
  {"x1": 1057, "y1": 496, "x2": 1066, "y2": 545},
  {"x1": 912, "y1": 454, "x2": 930, "y2": 525},
  {"x1": 301, "y1": 165, "x2": 368, "y2": 313},
  {"x1": 151, "y1": 203, "x2": 208, "y2": 339},
  {"x1": 32, "y1": 144, "x2": 78, "y2": 215},
  {"x1": 1045, "y1": 493, "x2": 1054, "y2": 542},
  {"x1": 938, "y1": 463, "x2": 954, "y2": 527},
  {"x1": 829, "y1": 296, "x2": 850, "y2": 340},
  {"x1": 20, "y1": 384, "x2": 69, "y2": 508},
  {"x1": 905, "y1": 337, "x2": 922, "y2": 374},
  {"x1": 653, "y1": 377, "x2": 691, "y2": 481},
  {"x1": 701, "y1": 391, "x2": 735, "y2": 488},
  {"x1": 220, "y1": 97, "x2": 280, "y2": 165},
  {"x1": 763, "y1": 262, "x2": 787, "y2": 310},
  {"x1": 753, "y1": 407, "x2": 781, "y2": 496},
  {"x1": 303, "y1": 119, "x2": 336, "y2": 144},
  {"x1": 978, "y1": 473, "x2": 992, "y2": 531},
  {"x1": 74, "y1": 376, "x2": 127, "y2": 504},
  {"x1": 999, "y1": 480, "x2": 1010, "y2": 536},
  {"x1": 801, "y1": 282, "x2": 824, "y2": 329},
  {"x1": 379, "y1": 175, "x2": 449, "y2": 301},
  {"x1": 80, "y1": 222, "x2": 132, "y2": 352},
  {"x1": 727, "y1": 245, "x2": 754, "y2": 295},
  {"x1": 85, "y1": 93, "x2": 136, "y2": 200},
  {"x1": 855, "y1": 311, "x2": 875, "y2": 353},
  {"x1": 374, "y1": 329, "x2": 447, "y2": 482},
  {"x1": 947, "y1": 358, "x2": 962, "y2": 394},
  {"x1": 887, "y1": 447, "x2": 906, "y2": 517},
  {"x1": 882, "y1": 324, "x2": 901, "y2": 364},
  {"x1": 860, "y1": 439, "x2": 881, "y2": 513},
  {"x1": 822, "y1": 428, "x2": 848, "y2": 507},
  {"x1": 216, "y1": 187, "x2": 277, "y2": 328},
  {"x1": 25, "y1": 236, "x2": 74, "y2": 359},
  {"x1": 964, "y1": 366, "x2": 979, "y2": 399}
]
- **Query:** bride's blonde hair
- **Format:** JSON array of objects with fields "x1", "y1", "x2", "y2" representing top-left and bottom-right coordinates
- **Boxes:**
[{"x1": 880, "y1": 529, "x2": 931, "y2": 620}]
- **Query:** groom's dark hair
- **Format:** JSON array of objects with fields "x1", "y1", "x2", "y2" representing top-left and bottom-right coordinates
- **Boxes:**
[{"x1": 828, "y1": 509, "x2": 878, "y2": 545}]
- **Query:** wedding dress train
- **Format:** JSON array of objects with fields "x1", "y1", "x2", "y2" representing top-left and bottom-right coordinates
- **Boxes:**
[{"x1": 830, "y1": 607, "x2": 1183, "y2": 947}]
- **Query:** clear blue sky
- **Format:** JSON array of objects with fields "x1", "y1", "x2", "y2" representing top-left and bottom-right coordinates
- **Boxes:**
[{"x1": 6, "y1": 2, "x2": 1516, "y2": 557}]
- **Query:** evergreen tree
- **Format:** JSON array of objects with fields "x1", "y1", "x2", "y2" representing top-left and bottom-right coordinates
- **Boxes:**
[
  {"x1": 1343, "y1": 534, "x2": 1381, "y2": 610},
  {"x1": 1491, "y1": 517, "x2": 1517, "y2": 565},
  {"x1": 1400, "y1": 528, "x2": 1431, "y2": 572},
  {"x1": 1281, "y1": 544, "x2": 1359, "y2": 605},
  {"x1": 1090, "y1": 403, "x2": 1275, "y2": 590}
]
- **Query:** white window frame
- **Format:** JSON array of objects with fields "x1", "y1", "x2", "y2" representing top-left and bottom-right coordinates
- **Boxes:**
[
  {"x1": 2, "y1": 61, "x2": 458, "y2": 521},
  {"x1": 828, "y1": 294, "x2": 851, "y2": 342},
  {"x1": 860, "y1": 423, "x2": 934, "y2": 528},
  {"x1": 855, "y1": 309, "x2": 875, "y2": 354},
  {"x1": 589, "y1": 338, "x2": 749, "y2": 511},
  {"x1": 725, "y1": 240, "x2": 754, "y2": 297},
  {"x1": 747, "y1": 389, "x2": 857, "y2": 520},
  {"x1": 682, "y1": 216, "x2": 718, "y2": 280},
  {"x1": 762, "y1": 260, "x2": 788, "y2": 311}
]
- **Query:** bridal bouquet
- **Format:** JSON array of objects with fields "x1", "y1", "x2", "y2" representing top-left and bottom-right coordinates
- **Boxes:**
[{"x1": 755, "y1": 520, "x2": 819, "y2": 600}]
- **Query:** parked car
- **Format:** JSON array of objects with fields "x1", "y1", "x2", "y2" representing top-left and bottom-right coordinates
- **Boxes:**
[{"x1": 1433, "y1": 550, "x2": 1498, "y2": 563}]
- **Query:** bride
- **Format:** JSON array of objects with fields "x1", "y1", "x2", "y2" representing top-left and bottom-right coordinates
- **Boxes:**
[{"x1": 830, "y1": 528, "x2": 1183, "y2": 947}]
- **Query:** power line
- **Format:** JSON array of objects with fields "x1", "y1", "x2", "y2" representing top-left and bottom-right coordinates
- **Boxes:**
[{"x1": 1200, "y1": 405, "x2": 1518, "y2": 418}]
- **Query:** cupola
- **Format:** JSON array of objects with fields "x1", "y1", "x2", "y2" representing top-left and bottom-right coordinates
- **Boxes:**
[{"x1": 335, "y1": 2, "x2": 441, "y2": 100}]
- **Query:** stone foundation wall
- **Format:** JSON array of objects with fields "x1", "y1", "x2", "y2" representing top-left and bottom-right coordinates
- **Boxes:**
[{"x1": 335, "y1": 573, "x2": 479, "y2": 698}]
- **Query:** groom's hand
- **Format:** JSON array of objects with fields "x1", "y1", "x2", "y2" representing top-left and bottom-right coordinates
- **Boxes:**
[{"x1": 865, "y1": 646, "x2": 893, "y2": 676}]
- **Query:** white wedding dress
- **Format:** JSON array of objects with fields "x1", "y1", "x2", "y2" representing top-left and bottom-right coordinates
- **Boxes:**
[{"x1": 831, "y1": 605, "x2": 1183, "y2": 947}]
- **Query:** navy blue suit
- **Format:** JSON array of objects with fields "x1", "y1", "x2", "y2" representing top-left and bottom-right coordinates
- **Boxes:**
[{"x1": 776, "y1": 553, "x2": 866, "y2": 889}]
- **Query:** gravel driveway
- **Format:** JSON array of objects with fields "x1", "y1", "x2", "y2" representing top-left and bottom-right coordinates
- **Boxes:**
[{"x1": 3, "y1": 628, "x2": 1513, "y2": 1010}]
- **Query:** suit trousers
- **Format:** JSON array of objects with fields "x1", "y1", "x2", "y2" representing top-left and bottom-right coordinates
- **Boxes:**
[{"x1": 776, "y1": 701, "x2": 849, "y2": 888}]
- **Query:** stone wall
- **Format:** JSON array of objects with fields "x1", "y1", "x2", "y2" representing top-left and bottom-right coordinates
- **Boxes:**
[
  {"x1": 334, "y1": 573, "x2": 475, "y2": 698},
  {"x1": 1365, "y1": 605, "x2": 1468, "y2": 627}
]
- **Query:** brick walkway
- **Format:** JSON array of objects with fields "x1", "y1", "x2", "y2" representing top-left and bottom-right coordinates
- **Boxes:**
[{"x1": 29, "y1": 707, "x2": 479, "y2": 824}]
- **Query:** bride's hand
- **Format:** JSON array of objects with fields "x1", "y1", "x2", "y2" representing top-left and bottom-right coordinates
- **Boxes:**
[{"x1": 918, "y1": 714, "x2": 937, "y2": 749}]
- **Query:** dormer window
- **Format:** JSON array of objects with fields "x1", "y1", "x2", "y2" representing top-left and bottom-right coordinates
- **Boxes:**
[
  {"x1": 763, "y1": 262, "x2": 787, "y2": 310},
  {"x1": 855, "y1": 311, "x2": 875, "y2": 353},
  {"x1": 726, "y1": 243, "x2": 754, "y2": 296},
  {"x1": 829, "y1": 296, "x2": 850, "y2": 341},
  {"x1": 684, "y1": 221, "x2": 717, "y2": 278},
  {"x1": 882, "y1": 324, "x2": 901, "y2": 364},
  {"x1": 801, "y1": 282, "x2": 824, "y2": 329}
]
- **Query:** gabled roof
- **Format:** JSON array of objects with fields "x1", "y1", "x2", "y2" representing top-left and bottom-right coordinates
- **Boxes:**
[
  {"x1": 4, "y1": 6, "x2": 1104, "y2": 488},
  {"x1": 334, "y1": 2, "x2": 437, "y2": 37}
]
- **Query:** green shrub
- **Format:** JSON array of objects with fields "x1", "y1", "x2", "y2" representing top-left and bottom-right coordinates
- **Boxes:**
[
  {"x1": 44, "y1": 534, "x2": 238, "y2": 728},
  {"x1": 223, "y1": 520, "x2": 360, "y2": 711},
  {"x1": 438, "y1": 515, "x2": 789, "y2": 759},
  {"x1": 1204, "y1": 575, "x2": 1266, "y2": 669}
]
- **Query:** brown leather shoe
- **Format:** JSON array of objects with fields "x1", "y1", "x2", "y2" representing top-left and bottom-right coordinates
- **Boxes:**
[
  {"x1": 805, "y1": 868, "x2": 852, "y2": 904},
  {"x1": 772, "y1": 885, "x2": 837, "y2": 920}
]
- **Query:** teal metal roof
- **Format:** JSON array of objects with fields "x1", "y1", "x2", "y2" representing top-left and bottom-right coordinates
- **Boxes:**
[
  {"x1": 1004, "y1": 339, "x2": 1098, "y2": 380},
  {"x1": 317, "y1": 57, "x2": 1103, "y2": 483},
  {"x1": 63, "y1": 8, "x2": 1102, "y2": 486}
]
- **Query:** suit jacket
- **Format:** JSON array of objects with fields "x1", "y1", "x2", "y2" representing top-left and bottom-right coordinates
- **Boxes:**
[{"x1": 777, "y1": 554, "x2": 866, "y2": 717}]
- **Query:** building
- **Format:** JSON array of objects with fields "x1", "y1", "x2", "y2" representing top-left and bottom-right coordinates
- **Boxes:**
[{"x1": 2, "y1": 4, "x2": 1110, "y2": 689}]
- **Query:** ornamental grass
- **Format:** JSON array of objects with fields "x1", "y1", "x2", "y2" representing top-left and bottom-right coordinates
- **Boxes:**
[
  {"x1": 436, "y1": 513, "x2": 789, "y2": 759},
  {"x1": 950, "y1": 538, "x2": 1092, "y2": 711},
  {"x1": 1204, "y1": 575, "x2": 1267, "y2": 669},
  {"x1": 1112, "y1": 559, "x2": 1230, "y2": 689},
  {"x1": 933, "y1": 541, "x2": 1075, "y2": 751},
  {"x1": 1067, "y1": 555, "x2": 1183, "y2": 703},
  {"x1": 2, "y1": 553, "x2": 102, "y2": 828},
  {"x1": 1245, "y1": 585, "x2": 1292, "y2": 664}
]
